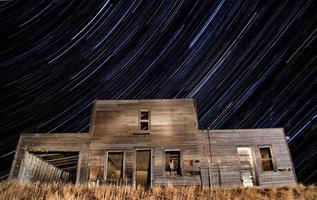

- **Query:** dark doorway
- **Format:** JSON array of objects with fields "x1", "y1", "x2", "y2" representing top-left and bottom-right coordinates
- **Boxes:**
[{"x1": 135, "y1": 150, "x2": 151, "y2": 188}]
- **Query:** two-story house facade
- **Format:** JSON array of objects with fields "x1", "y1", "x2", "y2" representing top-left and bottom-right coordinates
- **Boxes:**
[{"x1": 9, "y1": 99, "x2": 297, "y2": 188}]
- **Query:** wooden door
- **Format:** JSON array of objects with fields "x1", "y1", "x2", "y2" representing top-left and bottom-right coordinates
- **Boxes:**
[{"x1": 135, "y1": 150, "x2": 151, "y2": 188}]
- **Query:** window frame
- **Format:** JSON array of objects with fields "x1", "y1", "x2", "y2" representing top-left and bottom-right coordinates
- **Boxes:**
[
  {"x1": 104, "y1": 151, "x2": 125, "y2": 181},
  {"x1": 163, "y1": 149, "x2": 182, "y2": 177},
  {"x1": 259, "y1": 146, "x2": 276, "y2": 172},
  {"x1": 139, "y1": 110, "x2": 150, "y2": 132},
  {"x1": 236, "y1": 146, "x2": 258, "y2": 186}
]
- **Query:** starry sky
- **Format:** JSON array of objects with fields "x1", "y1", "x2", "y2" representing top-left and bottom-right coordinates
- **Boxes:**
[{"x1": 0, "y1": 0, "x2": 316, "y2": 183}]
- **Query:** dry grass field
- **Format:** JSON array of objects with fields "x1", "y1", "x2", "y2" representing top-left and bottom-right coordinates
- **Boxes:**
[{"x1": 0, "y1": 180, "x2": 316, "y2": 200}]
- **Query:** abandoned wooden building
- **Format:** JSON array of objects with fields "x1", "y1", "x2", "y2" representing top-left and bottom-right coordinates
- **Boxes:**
[{"x1": 9, "y1": 99, "x2": 297, "y2": 187}]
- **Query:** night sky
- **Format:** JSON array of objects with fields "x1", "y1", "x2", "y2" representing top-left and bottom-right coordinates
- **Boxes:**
[{"x1": 0, "y1": 0, "x2": 316, "y2": 183}]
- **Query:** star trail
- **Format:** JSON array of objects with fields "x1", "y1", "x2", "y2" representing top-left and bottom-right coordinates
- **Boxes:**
[{"x1": 0, "y1": 0, "x2": 316, "y2": 183}]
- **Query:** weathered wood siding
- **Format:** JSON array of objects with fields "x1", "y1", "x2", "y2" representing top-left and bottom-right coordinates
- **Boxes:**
[
  {"x1": 9, "y1": 133, "x2": 89, "y2": 183},
  {"x1": 201, "y1": 129, "x2": 297, "y2": 187},
  {"x1": 89, "y1": 99, "x2": 207, "y2": 186},
  {"x1": 18, "y1": 152, "x2": 69, "y2": 183},
  {"x1": 9, "y1": 99, "x2": 297, "y2": 187}
]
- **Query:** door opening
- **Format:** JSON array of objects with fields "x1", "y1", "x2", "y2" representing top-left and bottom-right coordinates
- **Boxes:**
[
  {"x1": 237, "y1": 147, "x2": 257, "y2": 186},
  {"x1": 135, "y1": 150, "x2": 151, "y2": 188}
]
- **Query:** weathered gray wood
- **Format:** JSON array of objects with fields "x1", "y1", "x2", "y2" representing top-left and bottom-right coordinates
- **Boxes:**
[
  {"x1": 10, "y1": 99, "x2": 297, "y2": 187},
  {"x1": 10, "y1": 133, "x2": 89, "y2": 184},
  {"x1": 201, "y1": 129, "x2": 297, "y2": 187},
  {"x1": 88, "y1": 99, "x2": 205, "y2": 187}
]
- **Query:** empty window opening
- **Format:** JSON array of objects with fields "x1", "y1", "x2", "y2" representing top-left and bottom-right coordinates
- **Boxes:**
[
  {"x1": 19, "y1": 151, "x2": 79, "y2": 183},
  {"x1": 237, "y1": 147, "x2": 256, "y2": 186},
  {"x1": 260, "y1": 147, "x2": 274, "y2": 171},
  {"x1": 106, "y1": 152, "x2": 124, "y2": 182},
  {"x1": 140, "y1": 111, "x2": 150, "y2": 131},
  {"x1": 165, "y1": 151, "x2": 181, "y2": 176}
]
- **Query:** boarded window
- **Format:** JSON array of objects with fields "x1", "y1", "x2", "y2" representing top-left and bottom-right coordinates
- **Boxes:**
[
  {"x1": 165, "y1": 151, "x2": 181, "y2": 176},
  {"x1": 140, "y1": 111, "x2": 150, "y2": 131},
  {"x1": 183, "y1": 160, "x2": 200, "y2": 176},
  {"x1": 260, "y1": 147, "x2": 274, "y2": 171},
  {"x1": 106, "y1": 152, "x2": 123, "y2": 180}
]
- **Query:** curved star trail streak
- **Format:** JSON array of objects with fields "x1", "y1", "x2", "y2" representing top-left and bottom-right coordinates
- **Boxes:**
[{"x1": 0, "y1": 0, "x2": 316, "y2": 183}]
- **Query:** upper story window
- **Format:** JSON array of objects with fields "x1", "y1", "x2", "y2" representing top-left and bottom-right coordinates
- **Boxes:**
[
  {"x1": 140, "y1": 110, "x2": 150, "y2": 131},
  {"x1": 259, "y1": 147, "x2": 274, "y2": 171}
]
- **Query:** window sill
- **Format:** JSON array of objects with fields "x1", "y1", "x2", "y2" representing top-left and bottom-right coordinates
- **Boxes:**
[
  {"x1": 133, "y1": 132, "x2": 150, "y2": 135},
  {"x1": 261, "y1": 170, "x2": 279, "y2": 174},
  {"x1": 164, "y1": 175, "x2": 182, "y2": 178}
]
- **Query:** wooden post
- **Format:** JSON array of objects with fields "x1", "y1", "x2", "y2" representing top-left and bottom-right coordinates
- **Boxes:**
[{"x1": 207, "y1": 128, "x2": 212, "y2": 188}]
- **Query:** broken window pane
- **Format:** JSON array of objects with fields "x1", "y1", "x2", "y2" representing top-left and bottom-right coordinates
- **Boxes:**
[
  {"x1": 107, "y1": 152, "x2": 123, "y2": 180},
  {"x1": 165, "y1": 151, "x2": 181, "y2": 176},
  {"x1": 140, "y1": 111, "x2": 149, "y2": 120},
  {"x1": 260, "y1": 147, "x2": 274, "y2": 171},
  {"x1": 140, "y1": 122, "x2": 149, "y2": 130},
  {"x1": 139, "y1": 111, "x2": 150, "y2": 131}
]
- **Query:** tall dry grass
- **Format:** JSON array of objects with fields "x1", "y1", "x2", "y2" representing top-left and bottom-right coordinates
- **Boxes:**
[{"x1": 0, "y1": 180, "x2": 316, "y2": 200}]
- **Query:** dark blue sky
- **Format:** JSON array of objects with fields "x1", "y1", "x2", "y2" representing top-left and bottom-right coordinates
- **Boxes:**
[{"x1": 0, "y1": 0, "x2": 316, "y2": 183}]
